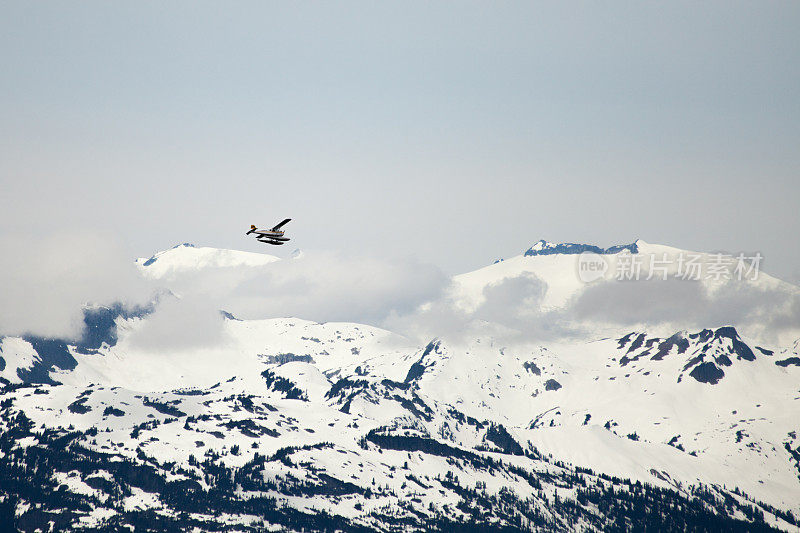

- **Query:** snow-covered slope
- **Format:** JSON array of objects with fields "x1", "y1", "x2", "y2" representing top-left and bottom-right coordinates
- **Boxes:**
[
  {"x1": 1, "y1": 240, "x2": 799, "y2": 531},
  {"x1": 397, "y1": 328, "x2": 800, "y2": 510},
  {"x1": 60, "y1": 316, "x2": 418, "y2": 392}
]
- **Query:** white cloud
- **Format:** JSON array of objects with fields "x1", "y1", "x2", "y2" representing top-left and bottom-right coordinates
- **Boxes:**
[
  {"x1": 122, "y1": 249, "x2": 448, "y2": 352},
  {"x1": 571, "y1": 278, "x2": 800, "y2": 343},
  {"x1": 154, "y1": 250, "x2": 449, "y2": 327},
  {"x1": 0, "y1": 230, "x2": 151, "y2": 340},
  {"x1": 0, "y1": 232, "x2": 449, "y2": 349},
  {"x1": 125, "y1": 294, "x2": 229, "y2": 351},
  {"x1": 387, "y1": 272, "x2": 800, "y2": 345},
  {"x1": 2, "y1": 230, "x2": 795, "y2": 351},
  {"x1": 385, "y1": 273, "x2": 581, "y2": 343}
]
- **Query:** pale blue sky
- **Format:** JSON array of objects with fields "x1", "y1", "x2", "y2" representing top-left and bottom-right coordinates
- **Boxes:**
[{"x1": 2, "y1": 2, "x2": 799, "y2": 281}]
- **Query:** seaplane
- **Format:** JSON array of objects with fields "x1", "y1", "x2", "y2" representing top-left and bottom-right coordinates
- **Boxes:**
[{"x1": 246, "y1": 219, "x2": 291, "y2": 245}]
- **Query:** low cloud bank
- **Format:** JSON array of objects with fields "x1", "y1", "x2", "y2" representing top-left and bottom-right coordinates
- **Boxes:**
[
  {"x1": 0, "y1": 231, "x2": 150, "y2": 340},
  {"x1": 1, "y1": 233, "x2": 796, "y2": 350},
  {"x1": 0, "y1": 233, "x2": 449, "y2": 350},
  {"x1": 573, "y1": 278, "x2": 800, "y2": 342},
  {"x1": 384, "y1": 274, "x2": 581, "y2": 342},
  {"x1": 387, "y1": 274, "x2": 800, "y2": 345},
  {"x1": 174, "y1": 251, "x2": 449, "y2": 326},
  {"x1": 125, "y1": 294, "x2": 229, "y2": 351}
]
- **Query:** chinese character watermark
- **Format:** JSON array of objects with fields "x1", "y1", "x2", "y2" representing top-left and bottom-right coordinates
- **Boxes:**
[{"x1": 575, "y1": 251, "x2": 763, "y2": 283}]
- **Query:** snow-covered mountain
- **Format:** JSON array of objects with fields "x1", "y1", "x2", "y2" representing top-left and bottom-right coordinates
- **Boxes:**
[
  {"x1": 454, "y1": 239, "x2": 795, "y2": 310},
  {"x1": 1, "y1": 240, "x2": 799, "y2": 531},
  {"x1": 135, "y1": 243, "x2": 281, "y2": 280}
]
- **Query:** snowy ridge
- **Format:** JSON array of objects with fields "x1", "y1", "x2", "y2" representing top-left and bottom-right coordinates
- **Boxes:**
[{"x1": 1, "y1": 240, "x2": 799, "y2": 531}]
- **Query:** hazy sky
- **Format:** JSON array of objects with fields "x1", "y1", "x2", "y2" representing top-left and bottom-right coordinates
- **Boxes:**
[{"x1": 2, "y1": 2, "x2": 799, "y2": 281}]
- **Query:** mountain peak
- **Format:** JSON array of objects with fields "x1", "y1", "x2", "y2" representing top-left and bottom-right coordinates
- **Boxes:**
[{"x1": 136, "y1": 244, "x2": 280, "y2": 278}]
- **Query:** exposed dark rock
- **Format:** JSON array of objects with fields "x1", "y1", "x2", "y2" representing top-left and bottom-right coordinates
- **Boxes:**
[
  {"x1": 689, "y1": 329, "x2": 714, "y2": 343},
  {"x1": 689, "y1": 362, "x2": 725, "y2": 384},
  {"x1": 75, "y1": 304, "x2": 152, "y2": 355},
  {"x1": 261, "y1": 353, "x2": 315, "y2": 365},
  {"x1": 523, "y1": 361, "x2": 541, "y2": 375},
  {"x1": 524, "y1": 240, "x2": 638, "y2": 257},
  {"x1": 627, "y1": 334, "x2": 646, "y2": 353},
  {"x1": 16, "y1": 304, "x2": 152, "y2": 384},
  {"x1": 18, "y1": 337, "x2": 75, "y2": 385},
  {"x1": 261, "y1": 370, "x2": 307, "y2": 401},
  {"x1": 484, "y1": 424, "x2": 524, "y2": 456},
  {"x1": 714, "y1": 327, "x2": 756, "y2": 361},
  {"x1": 651, "y1": 333, "x2": 690, "y2": 361},
  {"x1": 544, "y1": 379, "x2": 562, "y2": 391},
  {"x1": 404, "y1": 340, "x2": 441, "y2": 383},
  {"x1": 67, "y1": 398, "x2": 91, "y2": 414},
  {"x1": 143, "y1": 398, "x2": 186, "y2": 417},
  {"x1": 617, "y1": 333, "x2": 636, "y2": 349}
]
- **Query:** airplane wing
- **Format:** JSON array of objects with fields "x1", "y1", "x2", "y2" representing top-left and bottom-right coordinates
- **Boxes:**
[{"x1": 271, "y1": 218, "x2": 292, "y2": 231}]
